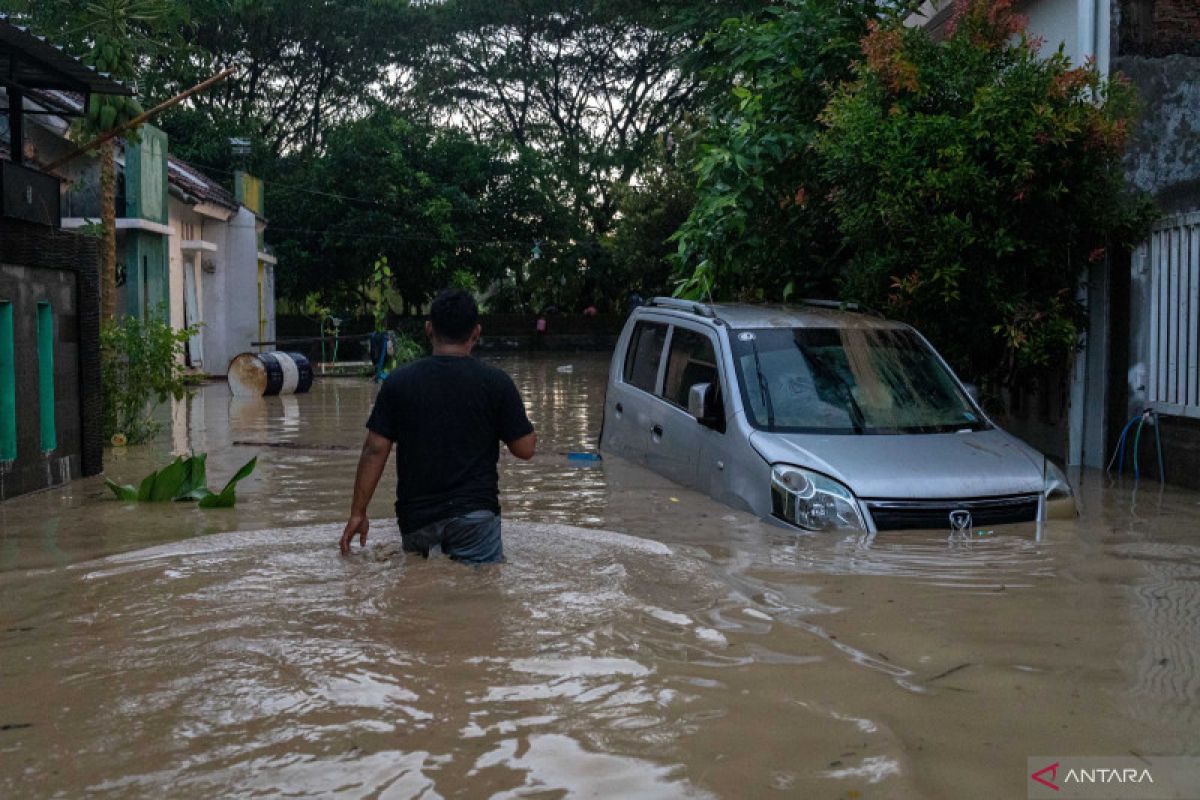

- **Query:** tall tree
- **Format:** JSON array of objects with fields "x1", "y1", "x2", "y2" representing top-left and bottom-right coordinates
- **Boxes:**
[
  {"x1": 147, "y1": 0, "x2": 416, "y2": 159},
  {"x1": 268, "y1": 108, "x2": 569, "y2": 312},
  {"x1": 78, "y1": 0, "x2": 169, "y2": 321},
  {"x1": 406, "y1": 0, "x2": 755, "y2": 235},
  {"x1": 671, "y1": 0, "x2": 896, "y2": 302}
]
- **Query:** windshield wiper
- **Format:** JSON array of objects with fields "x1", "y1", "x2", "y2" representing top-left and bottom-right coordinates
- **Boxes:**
[
  {"x1": 749, "y1": 336, "x2": 775, "y2": 429},
  {"x1": 793, "y1": 334, "x2": 866, "y2": 434}
]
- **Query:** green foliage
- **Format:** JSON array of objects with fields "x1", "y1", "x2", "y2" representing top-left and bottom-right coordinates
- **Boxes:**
[
  {"x1": 269, "y1": 110, "x2": 571, "y2": 312},
  {"x1": 105, "y1": 453, "x2": 258, "y2": 507},
  {"x1": 672, "y1": 0, "x2": 897, "y2": 301},
  {"x1": 371, "y1": 256, "x2": 393, "y2": 333},
  {"x1": 101, "y1": 315, "x2": 197, "y2": 445},
  {"x1": 817, "y1": 0, "x2": 1156, "y2": 382},
  {"x1": 70, "y1": 1, "x2": 179, "y2": 139},
  {"x1": 391, "y1": 333, "x2": 426, "y2": 365},
  {"x1": 606, "y1": 127, "x2": 698, "y2": 302}
]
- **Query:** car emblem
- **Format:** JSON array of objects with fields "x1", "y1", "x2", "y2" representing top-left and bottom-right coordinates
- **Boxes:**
[{"x1": 949, "y1": 509, "x2": 972, "y2": 531}]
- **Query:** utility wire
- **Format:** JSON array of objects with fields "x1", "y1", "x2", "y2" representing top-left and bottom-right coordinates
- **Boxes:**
[{"x1": 193, "y1": 164, "x2": 571, "y2": 249}]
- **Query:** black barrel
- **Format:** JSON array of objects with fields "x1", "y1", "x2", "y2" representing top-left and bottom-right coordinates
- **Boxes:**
[
  {"x1": 284, "y1": 352, "x2": 314, "y2": 393},
  {"x1": 257, "y1": 352, "x2": 285, "y2": 395}
]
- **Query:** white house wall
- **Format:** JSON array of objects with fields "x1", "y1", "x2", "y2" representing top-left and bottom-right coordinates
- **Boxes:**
[{"x1": 203, "y1": 208, "x2": 265, "y2": 375}]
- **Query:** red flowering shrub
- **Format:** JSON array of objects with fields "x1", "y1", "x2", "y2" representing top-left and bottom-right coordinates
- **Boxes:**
[{"x1": 818, "y1": 0, "x2": 1155, "y2": 384}]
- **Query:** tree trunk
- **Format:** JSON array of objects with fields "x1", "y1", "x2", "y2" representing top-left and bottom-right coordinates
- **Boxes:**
[{"x1": 100, "y1": 139, "x2": 118, "y2": 321}]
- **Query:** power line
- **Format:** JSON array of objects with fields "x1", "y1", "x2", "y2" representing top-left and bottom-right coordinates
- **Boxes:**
[
  {"x1": 194, "y1": 164, "x2": 572, "y2": 249},
  {"x1": 266, "y1": 224, "x2": 575, "y2": 249}
]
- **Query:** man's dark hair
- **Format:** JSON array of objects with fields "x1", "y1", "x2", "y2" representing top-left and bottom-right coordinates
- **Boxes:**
[{"x1": 430, "y1": 289, "x2": 479, "y2": 343}]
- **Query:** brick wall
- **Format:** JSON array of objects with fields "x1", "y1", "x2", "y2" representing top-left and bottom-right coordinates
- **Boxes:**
[{"x1": 1119, "y1": 0, "x2": 1200, "y2": 56}]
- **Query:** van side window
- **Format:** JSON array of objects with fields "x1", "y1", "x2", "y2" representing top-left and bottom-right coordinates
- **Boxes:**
[
  {"x1": 663, "y1": 328, "x2": 720, "y2": 408},
  {"x1": 623, "y1": 321, "x2": 668, "y2": 393}
]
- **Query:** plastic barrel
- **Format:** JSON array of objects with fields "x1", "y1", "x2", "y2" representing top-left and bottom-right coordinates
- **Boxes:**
[{"x1": 228, "y1": 352, "x2": 314, "y2": 397}]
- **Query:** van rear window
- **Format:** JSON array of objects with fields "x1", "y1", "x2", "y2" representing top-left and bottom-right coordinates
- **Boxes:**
[{"x1": 623, "y1": 321, "x2": 668, "y2": 393}]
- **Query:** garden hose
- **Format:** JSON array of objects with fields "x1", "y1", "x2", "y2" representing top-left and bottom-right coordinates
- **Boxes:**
[
  {"x1": 1153, "y1": 410, "x2": 1166, "y2": 484},
  {"x1": 1107, "y1": 413, "x2": 1140, "y2": 474},
  {"x1": 1132, "y1": 413, "x2": 1147, "y2": 480}
]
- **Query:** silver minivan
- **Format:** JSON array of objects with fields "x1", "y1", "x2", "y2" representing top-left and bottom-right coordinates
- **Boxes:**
[{"x1": 599, "y1": 298, "x2": 1076, "y2": 533}]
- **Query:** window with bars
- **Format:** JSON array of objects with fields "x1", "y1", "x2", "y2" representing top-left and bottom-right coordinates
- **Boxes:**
[{"x1": 1148, "y1": 211, "x2": 1200, "y2": 418}]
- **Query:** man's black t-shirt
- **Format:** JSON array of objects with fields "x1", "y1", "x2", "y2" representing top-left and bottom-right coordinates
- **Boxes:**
[{"x1": 366, "y1": 355, "x2": 533, "y2": 533}]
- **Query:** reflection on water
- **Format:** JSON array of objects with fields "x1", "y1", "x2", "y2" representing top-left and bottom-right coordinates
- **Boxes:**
[{"x1": 1, "y1": 352, "x2": 1199, "y2": 797}]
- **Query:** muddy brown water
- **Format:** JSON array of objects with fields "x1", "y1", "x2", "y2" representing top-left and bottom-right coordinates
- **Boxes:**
[{"x1": 1, "y1": 353, "x2": 1199, "y2": 798}]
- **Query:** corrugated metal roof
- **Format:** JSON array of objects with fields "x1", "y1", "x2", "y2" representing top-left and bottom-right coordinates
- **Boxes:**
[{"x1": 0, "y1": 16, "x2": 131, "y2": 95}]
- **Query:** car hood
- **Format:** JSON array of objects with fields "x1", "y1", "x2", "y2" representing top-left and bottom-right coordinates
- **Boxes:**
[{"x1": 749, "y1": 427, "x2": 1045, "y2": 500}]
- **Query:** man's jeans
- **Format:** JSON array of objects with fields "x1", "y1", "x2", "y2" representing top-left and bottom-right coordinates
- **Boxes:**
[{"x1": 402, "y1": 510, "x2": 504, "y2": 564}]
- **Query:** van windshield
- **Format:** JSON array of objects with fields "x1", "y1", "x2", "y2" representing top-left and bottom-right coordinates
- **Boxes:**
[{"x1": 730, "y1": 327, "x2": 988, "y2": 435}]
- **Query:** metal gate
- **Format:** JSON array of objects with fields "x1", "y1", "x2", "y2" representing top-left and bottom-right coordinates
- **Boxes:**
[{"x1": 1148, "y1": 211, "x2": 1200, "y2": 418}]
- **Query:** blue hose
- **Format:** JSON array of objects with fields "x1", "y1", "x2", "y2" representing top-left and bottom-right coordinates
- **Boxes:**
[
  {"x1": 1133, "y1": 414, "x2": 1147, "y2": 480},
  {"x1": 1110, "y1": 414, "x2": 1140, "y2": 475}
]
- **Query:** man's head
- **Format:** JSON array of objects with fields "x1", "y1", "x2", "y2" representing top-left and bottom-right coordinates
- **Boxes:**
[{"x1": 427, "y1": 288, "x2": 481, "y2": 348}]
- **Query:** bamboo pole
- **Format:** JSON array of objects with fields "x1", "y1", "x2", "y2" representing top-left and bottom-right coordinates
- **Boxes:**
[{"x1": 45, "y1": 66, "x2": 238, "y2": 172}]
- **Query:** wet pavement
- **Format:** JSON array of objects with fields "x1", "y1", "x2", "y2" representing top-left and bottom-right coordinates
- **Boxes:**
[{"x1": 1, "y1": 352, "x2": 1199, "y2": 797}]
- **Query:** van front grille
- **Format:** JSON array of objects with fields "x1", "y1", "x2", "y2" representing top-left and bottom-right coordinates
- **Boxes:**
[{"x1": 865, "y1": 494, "x2": 1039, "y2": 531}]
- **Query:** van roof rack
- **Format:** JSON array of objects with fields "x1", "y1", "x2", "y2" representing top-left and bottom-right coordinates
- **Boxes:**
[
  {"x1": 648, "y1": 297, "x2": 717, "y2": 318},
  {"x1": 800, "y1": 298, "x2": 884, "y2": 318}
]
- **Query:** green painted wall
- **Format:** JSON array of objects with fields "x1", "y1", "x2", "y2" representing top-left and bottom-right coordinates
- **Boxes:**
[
  {"x1": 0, "y1": 300, "x2": 14, "y2": 462},
  {"x1": 124, "y1": 126, "x2": 168, "y2": 224},
  {"x1": 122, "y1": 231, "x2": 169, "y2": 321},
  {"x1": 119, "y1": 125, "x2": 170, "y2": 322},
  {"x1": 36, "y1": 302, "x2": 55, "y2": 453}
]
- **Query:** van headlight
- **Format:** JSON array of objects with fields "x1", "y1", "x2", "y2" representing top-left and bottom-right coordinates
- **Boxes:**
[
  {"x1": 1043, "y1": 459, "x2": 1077, "y2": 518},
  {"x1": 771, "y1": 464, "x2": 866, "y2": 532}
]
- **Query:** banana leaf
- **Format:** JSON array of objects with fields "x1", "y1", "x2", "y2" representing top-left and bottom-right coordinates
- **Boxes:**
[
  {"x1": 136, "y1": 470, "x2": 158, "y2": 501},
  {"x1": 107, "y1": 454, "x2": 257, "y2": 508},
  {"x1": 104, "y1": 478, "x2": 138, "y2": 501},
  {"x1": 176, "y1": 454, "x2": 209, "y2": 501},
  {"x1": 197, "y1": 456, "x2": 257, "y2": 509},
  {"x1": 149, "y1": 457, "x2": 188, "y2": 502}
]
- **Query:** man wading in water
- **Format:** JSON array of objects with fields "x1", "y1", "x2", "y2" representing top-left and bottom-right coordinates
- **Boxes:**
[{"x1": 339, "y1": 289, "x2": 537, "y2": 563}]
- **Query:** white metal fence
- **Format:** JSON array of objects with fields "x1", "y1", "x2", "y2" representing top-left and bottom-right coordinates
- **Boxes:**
[{"x1": 1148, "y1": 211, "x2": 1200, "y2": 418}]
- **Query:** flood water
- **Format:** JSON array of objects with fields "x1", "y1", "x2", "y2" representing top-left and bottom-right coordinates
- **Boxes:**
[{"x1": 2, "y1": 352, "x2": 1199, "y2": 797}]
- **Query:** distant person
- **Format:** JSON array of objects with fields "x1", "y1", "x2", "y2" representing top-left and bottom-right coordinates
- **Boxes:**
[
  {"x1": 628, "y1": 291, "x2": 644, "y2": 313},
  {"x1": 340, "y1": 289, "x2": 537, "y2": 563},
  {"x1": 534, "y1": 315, "x2": 547, "y2": 348}
]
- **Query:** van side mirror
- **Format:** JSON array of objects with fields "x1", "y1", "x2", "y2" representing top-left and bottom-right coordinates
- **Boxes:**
[
  {"x1": 688, "y1": 382, "x2": 723, "y2": 429},
  {"x1": 963, "y1": 382, "x2": 981, "y2": 404}
]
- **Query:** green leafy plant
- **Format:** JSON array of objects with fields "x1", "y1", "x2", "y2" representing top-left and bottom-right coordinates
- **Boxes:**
[
  {"x1": 391, "y1": 332, "x2": 425, "y2": 365},
  {"x1": 671, "y1": 0, "x2": 895, "y2": 302},
  {"x1": 817, "y1": 0, "x2": 1156, "y2": 384},
  {"x1": 101, "y1": 314, "x2": 198, "y2": 445},
  {"x1": 370, "y1": 256, "x2": 393, "y2": 333},
  {"x1": 105, "y1": 453, "x2": 258, "y2": 508}
]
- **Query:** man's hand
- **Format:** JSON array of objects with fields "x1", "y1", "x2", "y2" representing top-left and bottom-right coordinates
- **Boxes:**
[
  {"x1": 341, "y1": 431, "x2": 393, "y2": 555},
  {"x1": 340, "y1": 513, "x2": 369, "y2": 555}
]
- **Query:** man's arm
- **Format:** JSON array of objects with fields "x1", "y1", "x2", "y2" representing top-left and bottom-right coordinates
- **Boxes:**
[
  {"x1": 506, "y1": 431, "x2": 537, "y2": 460},
  {"x1": 340, "y1": 430, "x2": 394, "y2": 554}
]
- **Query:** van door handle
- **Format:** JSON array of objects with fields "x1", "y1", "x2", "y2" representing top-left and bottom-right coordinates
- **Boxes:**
[
  {"x1": 651, "y1": 424, "x2": 663, "y2": 437},
  {"x1": 615, "y1": 402, "x2": 623, "y2": 414}
]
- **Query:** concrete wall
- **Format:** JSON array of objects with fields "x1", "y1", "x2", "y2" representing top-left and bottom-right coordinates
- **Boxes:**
[
  {"x1": 1111, "y1": 2, "x2": 1200, "y2": 489},
  {"x1": 201, "y1": 208, "x2": 263, "y2": 374},
  {"x1": 1116, "y1": 55, "x2": 1200, "y2": 212},
  {"x1": 0, "y1": 220, "x2": 102, "y2": 501}
]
